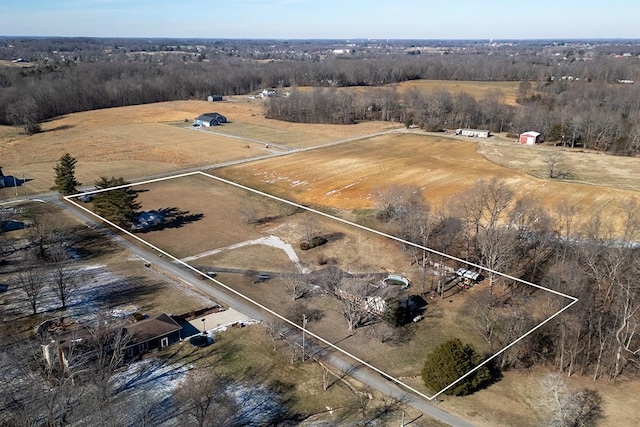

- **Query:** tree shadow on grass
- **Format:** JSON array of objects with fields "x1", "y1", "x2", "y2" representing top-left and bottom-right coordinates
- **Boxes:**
[
  {"x1": 72, "y1": 276, "x2": 165, "y2": 312},
  {"x1": 42, "y1": 124, "x2": 74, "y2": 133},
  {"x1": 136, "y1": 207, "x2": 204, "y2": 233}
]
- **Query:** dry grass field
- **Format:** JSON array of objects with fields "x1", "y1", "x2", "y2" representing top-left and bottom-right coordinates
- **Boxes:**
[
  {"x1": 0, "y1": 99, "x2": 395, "y2": 195},
  {"x1": 396, "y1": 80, "x2": 523, "y2": 105},
  {"x1": 214, "y1": 131, "x2": 640, "y2": 233},
  {"x1": 295, "y1": 79, "x2": 523, "y2": 105}
]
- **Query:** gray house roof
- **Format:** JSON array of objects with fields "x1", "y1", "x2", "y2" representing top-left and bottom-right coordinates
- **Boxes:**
[{"x1": 194, "y1": 112, "x2": 227, "y2": 125}]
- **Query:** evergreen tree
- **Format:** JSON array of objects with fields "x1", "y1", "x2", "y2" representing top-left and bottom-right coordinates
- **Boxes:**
[
  {"x1": 421, "y1": 338, "x2": 492, "y2": 396},
  {"x1": 92, "y1": 176, "x2": 140, "y2": 227},
  {"x1": 52, "y1": 153, "x2": 81, "y2": 195}
]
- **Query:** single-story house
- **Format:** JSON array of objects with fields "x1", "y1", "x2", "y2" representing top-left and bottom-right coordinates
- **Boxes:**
[
  {"x1": 519, "y1": 131, "x2": 541, "y2": 145},
  {"x1": 124, "y1": 313, "x2": 182, "y2": 357},
  {"x1": 259, "y1": 89, "x2": 276, "y2": 98},
  {"x1": 41, "y1": 313, "x2": 183, "y2": 369},
  {"x1": 207, "y1": 95, "x2": 223, "y2": 102},
  {"x1": 131, "y1": 210, "x2": 165, "y2": 231},
  {"x1": 455, "y1": 128, "x2": 491, "y2": 138},
  {"x1": 193, "y1": 112, "x2": 227, "y2": 127}
]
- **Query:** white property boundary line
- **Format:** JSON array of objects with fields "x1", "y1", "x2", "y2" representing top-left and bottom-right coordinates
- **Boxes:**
[{"x1": 65, "y1": 170, "x2": 578, "y2": 401}]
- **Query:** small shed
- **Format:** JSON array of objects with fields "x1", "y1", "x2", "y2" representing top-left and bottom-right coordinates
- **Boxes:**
[
  {"x1": 455, "y1": 129, "x2": 491, "y2": 138},
  {"x1": 519, "y1": 131, "x2": 541, "y2": 145}
]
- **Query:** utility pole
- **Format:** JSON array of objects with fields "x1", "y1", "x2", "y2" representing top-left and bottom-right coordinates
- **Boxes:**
[{"x1": 302, "y1": 314, "x2": 307, "y2": 362}]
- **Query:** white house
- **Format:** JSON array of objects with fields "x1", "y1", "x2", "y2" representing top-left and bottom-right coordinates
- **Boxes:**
[
  {"x1": 455, "y1": 129, "x2": 491, "y2": 138},
  {"x1": 259, "y1": 89, "x2": 276, "y2": 98},
  {"x1": 519, "y1": 131, "x2": 541, "y2": 145}
]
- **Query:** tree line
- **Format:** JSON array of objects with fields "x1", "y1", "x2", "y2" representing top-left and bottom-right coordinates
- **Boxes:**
[
  {"x1": 3, "y1": 37, "x2": 640, "y2": 152},
  {"x1": 265, "y1": 79, "x2": 640, "y2": 154},
  {"x1": 371, "y1": 181, "x2": 640, "y2": 383}
]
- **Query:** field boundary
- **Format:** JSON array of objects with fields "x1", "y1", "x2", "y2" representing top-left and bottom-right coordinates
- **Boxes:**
[{"x1": 65, "y1": 170, "x2": 578, "y2": 401}]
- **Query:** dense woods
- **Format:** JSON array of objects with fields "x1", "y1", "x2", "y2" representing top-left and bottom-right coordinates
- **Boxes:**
[{"x1": 2, "y1": 37, "x2": 640, "y2": 154}]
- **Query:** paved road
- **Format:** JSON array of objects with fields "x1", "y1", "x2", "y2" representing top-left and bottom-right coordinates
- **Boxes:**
[{"x1": 3, "y1": 126, "x2": 476, "y2": 427}]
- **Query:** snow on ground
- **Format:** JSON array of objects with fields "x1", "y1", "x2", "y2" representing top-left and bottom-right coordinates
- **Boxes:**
[
  {"x1": 109, "y1": 348, "x2": 286, "y2": 426},
  {"x1": 110, "y1": 356, "x2": 189, "y2": 426}
]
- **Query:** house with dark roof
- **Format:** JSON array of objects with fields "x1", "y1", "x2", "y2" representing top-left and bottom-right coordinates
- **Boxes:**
[
  {"x1": 193, "y1": 112, "x2": 227, "y2": 127},
  {"x1": 123, "y1": 313, "x2": 182, "y2": 357},
  {"x1": 41, "y1": 313, "x2": 183, "y2": 369}
]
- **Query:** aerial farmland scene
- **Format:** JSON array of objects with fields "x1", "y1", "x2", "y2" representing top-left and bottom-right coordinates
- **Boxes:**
[{"x1": 2, "y1": 2, "x2": 640, "y2": 427}]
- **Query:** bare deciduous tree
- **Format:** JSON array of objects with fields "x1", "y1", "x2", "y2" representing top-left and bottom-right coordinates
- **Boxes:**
[
  {"x1": 547, "y1": 148, "x2": 569, "y2": 179},
  {"x1": 282, "y1": 273, "x2": 310, "y2": 301},
  {"x1": 538, "y1": 373, "x2": 604, "y2": 427},
  {"x1": 175, "y1": 369, "x2": 239, "y2": 427},
  {"x1": 48, "y1": 262, "x2": 78, "y2": 310},
  {"x1": 14, "y1": 267, "x2": 46, "y2": 314}
]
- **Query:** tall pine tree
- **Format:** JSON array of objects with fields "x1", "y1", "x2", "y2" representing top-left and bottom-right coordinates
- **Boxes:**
[
  {"x1": 93, "y1": 176, "x2": 140, "y2": 227},
  {"x1": 52, "y1": 153, "x2": 81, "y2": 195},
  {"x1": 421, "y1": 338, "x2": 493, "y2": 396}
]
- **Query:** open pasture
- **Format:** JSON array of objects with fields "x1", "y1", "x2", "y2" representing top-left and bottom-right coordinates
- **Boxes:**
[
  {"x1": 0, "y1": 99, "x2": 393, "y2": 195},
  {"x1": 295, "y1": 79, "x2": 523, "y2": 105},
  {"x1": 214, "y1": 132, "x2": 640, "y2": 232},
  {"x1": 396, "y1": 80, "x2": 523, "y2": 105}
]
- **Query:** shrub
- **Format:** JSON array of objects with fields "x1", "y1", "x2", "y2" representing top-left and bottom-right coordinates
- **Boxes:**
[
  {"x1": 421, "y1": 339, "x2": 493, "y2": 396},
  {"x1": 300, "y1": 235, "x2": 328, "y2": 251}
]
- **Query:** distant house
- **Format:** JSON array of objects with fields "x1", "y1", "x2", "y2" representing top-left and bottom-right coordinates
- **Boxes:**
[
  {"x1": 519, "y1": 131, "x2": 541, "y2": 145},
  {"x1": 259, "y1": 89, "x2": 276, "y2": 98},
  {"x1": 455, "y1": 129, "x2": 491, "y2": 138},
  {"x1": 193, "y1": 112, "x2": 227, "y2": 127},
  {"x1": 207, "y1": 94, "x2": 223, "y2": 102}
]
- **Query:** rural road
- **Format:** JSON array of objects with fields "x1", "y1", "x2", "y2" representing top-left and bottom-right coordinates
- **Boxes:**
[{"x1": 2, "y1": 126, "x2": 476, "y2": 427}]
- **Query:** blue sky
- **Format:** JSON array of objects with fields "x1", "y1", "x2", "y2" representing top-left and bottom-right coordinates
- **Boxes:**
[{"x1": 0, "y1": 0, "x2": 639, "y2": 39}]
